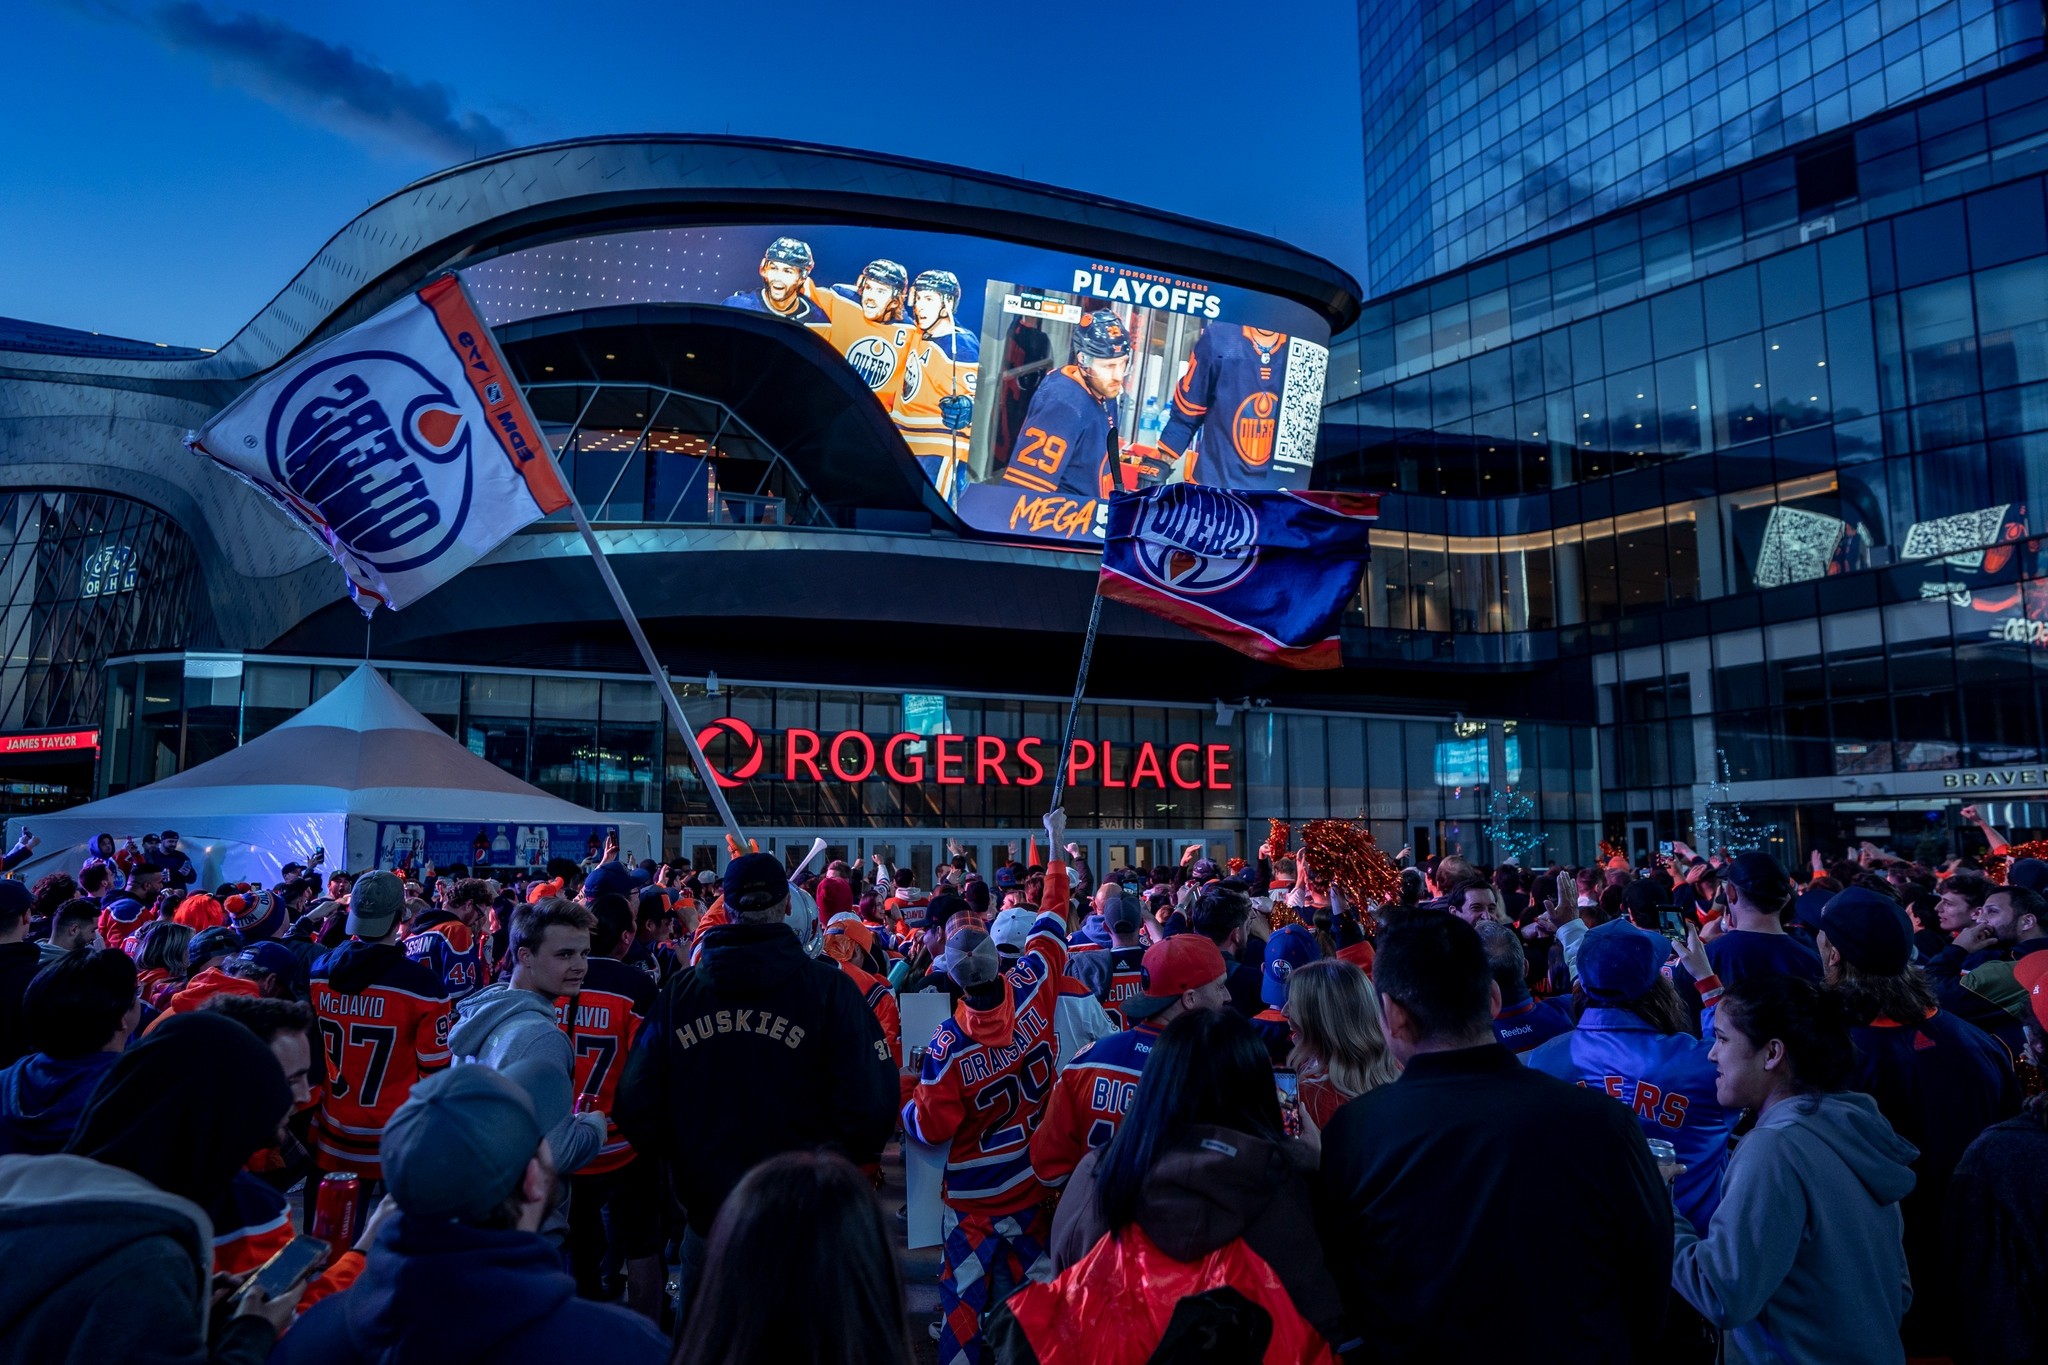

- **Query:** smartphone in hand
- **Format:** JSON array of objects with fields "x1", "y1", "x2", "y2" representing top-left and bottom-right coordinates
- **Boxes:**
[{"x1": 247, "y1": 1235, "x2": 328, "y2": 1299}]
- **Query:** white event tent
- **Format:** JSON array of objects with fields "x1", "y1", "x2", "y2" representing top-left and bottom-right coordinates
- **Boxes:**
[{"x1": 5, "y1": 666, "x2": 658, "y2": 886}]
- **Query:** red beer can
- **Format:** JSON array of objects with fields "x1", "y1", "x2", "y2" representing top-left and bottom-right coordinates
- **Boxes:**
[{"x1": 310, "y1": 1172, "x2": 359, "y2": 1249}]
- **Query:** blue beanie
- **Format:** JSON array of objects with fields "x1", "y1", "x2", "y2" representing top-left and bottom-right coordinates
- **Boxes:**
[
  {"x1": 1819, "y1": 887, "x2": 1914, "y2": 975},
  {"x1": 1577, "y1": 919, "x2": 1670, "y2": 1004}
]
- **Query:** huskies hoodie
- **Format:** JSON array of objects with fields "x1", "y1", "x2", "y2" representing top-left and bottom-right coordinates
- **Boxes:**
[{"x1": 1672, "y1": 1089, "x2": 1917, "y2": 1364}]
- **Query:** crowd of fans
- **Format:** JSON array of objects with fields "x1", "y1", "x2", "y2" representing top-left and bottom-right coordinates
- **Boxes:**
[{"x1": 0, "y1": 810, "x2": 2041, "y2": 1364}]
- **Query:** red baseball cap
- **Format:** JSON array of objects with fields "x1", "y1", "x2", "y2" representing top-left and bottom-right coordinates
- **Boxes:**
[
  {"x1": 1126, "y1": 935, "x2": 1227, "y2": 1019},
  {"x1": 2014, "y1": 948, "x2": 2048, "y2": 1032}
]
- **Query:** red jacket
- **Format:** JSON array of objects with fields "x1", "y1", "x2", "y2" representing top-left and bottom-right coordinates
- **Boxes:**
[{"x1": 145, "y1": 967, "x2": 258, "y2": 1031}]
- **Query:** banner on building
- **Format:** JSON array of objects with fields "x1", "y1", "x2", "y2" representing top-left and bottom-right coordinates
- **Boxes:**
[{"x1": 372, "y1": 821, "x2": 619, "y2": 873}]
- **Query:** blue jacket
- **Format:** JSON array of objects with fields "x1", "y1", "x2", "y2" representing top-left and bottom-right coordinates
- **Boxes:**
[
  {"x1": 1492, "y1": 993, "x2": 1574, "y2": 1055},
  {"x1": 0, "y1": 1052, "x2": 118, "y2": 1156},
  {"x1": 1526, "y1": 1008, "x2": 1739, "y2": 1229},
  {"x1": 274, "y1": 1210, "x2": 666, "y2": 1365}
]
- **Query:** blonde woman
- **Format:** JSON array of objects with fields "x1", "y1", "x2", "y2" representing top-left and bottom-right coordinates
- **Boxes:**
[{"x1": 1284, "y1": 957, "x2": 1402, "y2": 1130}]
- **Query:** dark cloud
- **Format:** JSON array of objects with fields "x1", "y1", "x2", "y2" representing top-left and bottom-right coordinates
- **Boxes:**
[{"x1": 73, "y1": 1, "x2": 510, "y2": 162}]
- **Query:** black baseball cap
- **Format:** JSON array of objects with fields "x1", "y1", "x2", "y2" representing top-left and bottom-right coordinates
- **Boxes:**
[{"x1": 721, "y1": 853, "x2": 788, "y2": 913}]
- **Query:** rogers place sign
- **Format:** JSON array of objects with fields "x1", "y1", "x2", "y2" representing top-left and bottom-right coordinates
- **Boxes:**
[{"x1": 694, "y1": 718, "x2": 1233, "y2": 791}]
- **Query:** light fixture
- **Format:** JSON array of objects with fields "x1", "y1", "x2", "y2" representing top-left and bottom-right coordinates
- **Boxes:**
[{"x1": 604, "y1": 353, "x2": 616, "y2": 360}]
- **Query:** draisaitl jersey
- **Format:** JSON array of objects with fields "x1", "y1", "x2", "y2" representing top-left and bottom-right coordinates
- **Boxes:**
[
  {"x1": 309, "y1": 941, "x2": 452, "y2": 1177},
  {"x1": 1158, "y1": 325, "x2": 1291, "y2": 484},
  {"x1": 896, "y1": 327, "x2": 981, "y2": 495},
  {"x1": 561, "y1": 955, "x2": 657, "y2": 1175},
  {"x1": 1000, "y1": 366, "x2": 1117, "y2": 502},
  {"x1": 402, "y1": 912, "x2": 487, "y2": 1002},
  {"x1": 1028, "y1": 1018, "x2": 1163, "y2": 1189},
  {"x1": 903, "y1": 882, "x2": 1071, "y2": 1217},
  {"x1": 809, "y1": 285, "x2": 915, "y2": 412}
]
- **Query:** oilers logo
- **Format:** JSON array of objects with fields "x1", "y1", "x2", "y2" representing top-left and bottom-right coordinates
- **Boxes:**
[
  {"x1": 1131, "y1": 484, "x2": 1258, "y2": 595},
  {"x1": 263, "y1": 352, "x2": 472, "y2": 573},
  {"x1": 1231, "y1": 392, "x2": 1278, "y2": 467},
  {"x1": 902, "y1": 348, "x2": 925, "y2": 401},
  {"x1": 844, "y1": 334, "x2": 902, "y2": 392}
]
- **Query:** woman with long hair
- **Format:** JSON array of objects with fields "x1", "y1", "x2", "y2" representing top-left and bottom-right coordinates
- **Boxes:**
[
  {"x1": 672, "y1": 1150, "x2": 910, "y2": 1365},
  {"x1": 995, "y1": 1010, "x2": 1356, "y2": 1363},
  {"x1": 1671, "y1": 974, "x2": 1918, "y2": 1365},
  {"x1": 1284, "y1": 958, "x2": 1399, "y2": 1129}
]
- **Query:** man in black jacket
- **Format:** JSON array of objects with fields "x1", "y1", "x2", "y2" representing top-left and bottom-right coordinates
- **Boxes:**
[
  {"x1": 0, "y1": 882, "x2": 45, "y2": 1068},
  {"x1": 615, "y1": 851, "x2": 895, "y2": 1328},
  {"x1": 1317, "y1": 914, "x2": 1672, "y2": 1364}
]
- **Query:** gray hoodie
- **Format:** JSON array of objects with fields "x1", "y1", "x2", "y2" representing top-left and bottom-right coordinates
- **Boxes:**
[
  {"x1": 1672, "y1": 1089, "x2": 1918, "y2": 1365},
  {"x1": 448, "y1": 982, "x2": 602, "y2": 1175}
]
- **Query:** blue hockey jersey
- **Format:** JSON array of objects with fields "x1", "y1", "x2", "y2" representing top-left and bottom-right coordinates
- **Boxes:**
[
  {"x1": 1158, "y1": 325, "x2": 1290, "y2": 484},
  {"x1": 1000, "y1": 365, "x2": 1117, "y2": 502},
  {"x1": 1526, "y1": 1007, "x2": 1738, "y2": 1229}
]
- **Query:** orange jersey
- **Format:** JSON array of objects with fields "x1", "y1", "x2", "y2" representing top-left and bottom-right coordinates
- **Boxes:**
[
  {"x1": 561, "y1": 956, "x2": 656, "y2": 1175},
  {"x1": 309, "y1": 941, "x2": 452, "y2": 1178},
  {"x1": 835, "y1": 957, "x2": 902, "y2": 1067},
  {"x1": 809, "y1": 286, "x2": 915, "y2": 411}
]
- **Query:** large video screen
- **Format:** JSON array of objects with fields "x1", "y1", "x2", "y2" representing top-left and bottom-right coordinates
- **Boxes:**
[{"x1": 461, "y1": 225, "x2": 1331, "y2": 546}]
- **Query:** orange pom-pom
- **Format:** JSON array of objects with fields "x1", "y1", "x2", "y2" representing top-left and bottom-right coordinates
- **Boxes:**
[
  {"x1": 1263, "y1": 820, "x2": 1291, "y2": 864},
  {"x1": 1983, "y1": 839, "x2": 2048, "y2": 885},
  {"x1": 1299, "y1": 818, "x2": 1402, "y2": 908}
]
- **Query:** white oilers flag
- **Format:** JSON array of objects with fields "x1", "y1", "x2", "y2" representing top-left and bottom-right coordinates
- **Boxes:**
[{"x1": 186, "y1": 275, "x2": 571, "y2": 613}]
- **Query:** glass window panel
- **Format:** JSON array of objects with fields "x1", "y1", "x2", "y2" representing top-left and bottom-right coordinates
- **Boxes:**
[
  {"x1": 1650, "y1": 285, "x2": 1707, "y2": 357},
  {"x1": 1703, "y1": 267, "x2": 1763, "y2": 342},
  {"x1": 1656, "y1": 353, "x2": 1707, "y2": 454},
  {"x1": 1901, "y1": 278, "x2": 1981, "y2": 403},
  {"x1": 1708, "y1": 335, "x2": 1770, "y2": 445},
  {"x1": 1758, "y1": 246, "x2": 1824, "y2": 324},
  {"x1": 1765, "y1": 316, "x2": 1830, "y2": 431},
  {"x1": 1976, "y1": 257, "x2": 2048, "y2": 390}
]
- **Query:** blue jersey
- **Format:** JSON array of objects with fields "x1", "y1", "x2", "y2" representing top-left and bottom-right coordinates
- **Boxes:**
[
  {"x1": 1000, "y1": 366, "x2": 1116, "y2": 502},
  {"x1": 722, "y1": 289, "x2": 823, "y2": 325},
  {"x1": 401, "y1": 916, "x2": 485, "y2": 1002},
  {"x1": 1158, "y1": 325, "x2": 1290, "y2": 484},
  {"x1": 1526, "y1": 1008, "x2": 1738, "y2": 1229}
]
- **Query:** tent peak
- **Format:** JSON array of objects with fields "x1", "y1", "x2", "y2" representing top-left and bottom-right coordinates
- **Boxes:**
[{"x1": 274, "y1": 665, "x2": 446, "y2": 737}]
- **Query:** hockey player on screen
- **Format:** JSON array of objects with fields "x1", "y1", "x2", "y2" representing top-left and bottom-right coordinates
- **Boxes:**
[
  {"x1": 1156, "y1": 324, "x2": 1292, "y2": 484},
  {"x1": 805, "y1": 258, "x2": 916, "y2": 410},
  {"x1": 722, "y1": 236, "x2": 824, "y2": 324},
  {"x1": 895, "y1": 270, "x2": 981, "y2": 502},
  {"x1": 998, "y1": 310, "x2": 1130, "y2": 503}
]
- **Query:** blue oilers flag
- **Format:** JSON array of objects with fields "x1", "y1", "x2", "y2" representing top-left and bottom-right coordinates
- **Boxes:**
[
  {"x1": 186, "y1": 275, "x2": 571, "y2": 613},
  {"x1": 1099, "y1": 485, "x2": 1379, "y2": 670}
]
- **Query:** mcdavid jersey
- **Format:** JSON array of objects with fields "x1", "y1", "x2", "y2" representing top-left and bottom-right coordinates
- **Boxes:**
[
  {"x1": 895, "y1": 327, "x2": 981, "y2": 462},
  {"x1": 903, "y1": 910, "x2": 1069, "y2": 1215},
  {"x1": 722, "y1": 289, "x2": 823, "y2": 325},
  {"x1": 309, "y1": 942, "x2": 452, "y2": 1177},
  {"x1": 813, "y1": 286, "x2": 914, "y2": 411},
  {"x1": 1001, "y1": 366, "x2": 1116, "y2": 502},
  {"x1": 562, "y1": 956, "x2": 657, "y2": 1175},
  {"x1": 1029, "y1": 1019, "x2": 1162, "y2": 1189},
  {"x1": 402, "y1": 919, "x2": 485, "y2": 1002},
  {"x1": 1158, "y1": 325, "x2": 1290, "y2": 483},
  {"x1": 1067, "y1": 944, "x2": 1145, "y2": 1030}
]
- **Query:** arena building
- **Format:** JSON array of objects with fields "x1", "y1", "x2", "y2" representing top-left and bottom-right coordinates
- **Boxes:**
[{"x1": 0, "y1": 136, "x2": 1597, "y2": 881}]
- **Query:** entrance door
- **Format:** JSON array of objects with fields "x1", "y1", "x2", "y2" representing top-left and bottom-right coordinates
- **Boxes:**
[{"x1": 1626, "y1": 820, "x2": 1654, "y2": 866}]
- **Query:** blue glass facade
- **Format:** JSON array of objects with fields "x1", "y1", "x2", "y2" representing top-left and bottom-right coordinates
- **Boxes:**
[
  {"x1": 1360, "y1": 0, "x2": 2047, "y2": 295},
  {"x1": 1329, "y1": 52, "x2": 2048, "y2": 858}
]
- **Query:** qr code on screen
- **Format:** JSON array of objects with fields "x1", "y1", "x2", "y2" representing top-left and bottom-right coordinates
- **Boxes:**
[{"x1": 1272, "y1": 337, "x2": 1328, "y2": 472}]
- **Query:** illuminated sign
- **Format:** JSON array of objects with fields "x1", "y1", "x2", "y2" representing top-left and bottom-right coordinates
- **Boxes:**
[
  {"x1": 462, "y1": 224, "x2": 1329, "y2": 548},
  {"x1": 0, "y1": 729, "x2": 99, "y2": 755},
  {"x1": 81, "y1": 546, "x2": 136, "y2": 597},
  {"x1": 1942, "y1": 766, "x2": 2048, "y2": 790},
  {"x1": 694, "y1": 718, "x2": 1233, "y2": 791}
]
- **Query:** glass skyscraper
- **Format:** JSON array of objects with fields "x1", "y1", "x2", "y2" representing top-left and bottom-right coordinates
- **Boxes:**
[
  {"x1": 1329, "y1": 8, "x2": 2048, "y2": 860},
  {"x1": 1361, "y1": 0, "x2": 2047, "y2": 295}
]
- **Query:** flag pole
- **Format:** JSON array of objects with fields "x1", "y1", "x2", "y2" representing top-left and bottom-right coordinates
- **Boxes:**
[
  {"x1": 1047, "y1": 587, "x2": 1105, "y2": 814},
  {"x1": 561, "y1": 497, "x2": 747, "y2": 847}
]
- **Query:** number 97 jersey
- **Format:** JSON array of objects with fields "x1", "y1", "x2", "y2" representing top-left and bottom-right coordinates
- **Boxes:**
[
  {"x1": 560, "y1": 955, "x2": 657, "y2": 1175},
  {"x1": 902, "y1": 912, "x2": 1070, "y2": 1216},
  {"x1": 309, "y1": 942, "x2": 453, "y2": 1178}
]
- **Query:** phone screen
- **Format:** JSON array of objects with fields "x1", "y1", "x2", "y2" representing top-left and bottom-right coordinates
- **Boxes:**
[
  {"x1": 1657, "y1": 910, "x2": 1690, "y2": 939},
  {"x1": 1273, "y1": 1068, "x2": 1299, "y2": 1100},
  {"x1": 250, "y1": 1236, "x2": 328, "y2": 1297}
]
